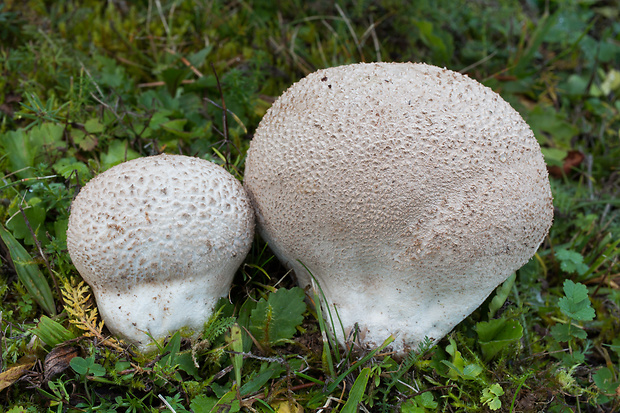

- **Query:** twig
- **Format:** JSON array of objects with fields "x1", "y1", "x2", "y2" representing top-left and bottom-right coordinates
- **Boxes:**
[
  {"x1": 227, "y1": 350, "x2": 286, "y2": 364},
  {"x1": 368, "y1": 16, "x2": 382, "y2": 62},
  {"x1": 154, "y1": 0, "x2": 170, "y2": 38},
  {"x1": 210, "y1": 63, "x2": 231, "y2": 170},
  {"x1": 166, "y1": 48, "x2": 204, "y2": 78},
  {"x1": 158, "y1": 394, "x2": 176, "y2": 413},
  {"x1": 138, "y1": 79, "x2": 196, "y2": 88},
  {"x1": 460, "y1": 51, "x2": 498, "y2": 74},
  {"x1": 78, "y1": 62, "x2": 106, "y2": 101}
]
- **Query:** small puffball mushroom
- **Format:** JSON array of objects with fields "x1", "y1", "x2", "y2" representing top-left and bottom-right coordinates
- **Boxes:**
[
  {"x1": 67, "y1": 154, "x2": 254, "y2": 351},
  {"x1": 244, "y1": 62, "x2": 553, "y2": 355}
]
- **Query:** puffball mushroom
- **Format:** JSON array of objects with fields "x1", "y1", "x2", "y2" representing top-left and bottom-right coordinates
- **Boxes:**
[
  {"x1": 244, "y1": 62, "x2": 553, "y2": 355},
  {"x1": 67, "y1": 154, "x2": 254, "y2": 351}
]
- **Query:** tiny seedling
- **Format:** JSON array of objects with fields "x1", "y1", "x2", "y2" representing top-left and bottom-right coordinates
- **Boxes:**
[
  {"x1": 70, "y1": 355, "x2": 106, "y2": 378},
  {"x1": 480, "y1": 383, "x2": 504, "y2": 411}
]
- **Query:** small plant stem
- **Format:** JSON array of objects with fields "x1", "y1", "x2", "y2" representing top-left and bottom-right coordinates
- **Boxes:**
[{"x1": 509, "y1": 371, "x2": 533, "y2": 413}]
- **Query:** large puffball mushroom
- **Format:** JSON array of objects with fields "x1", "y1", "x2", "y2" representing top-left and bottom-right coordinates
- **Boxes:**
[
  {"x1": 67, "y1": 154, "x2": 254, "y2": 351},
  {"x1": 244, "y1": 62, "x2": 553, "y2": 355}
]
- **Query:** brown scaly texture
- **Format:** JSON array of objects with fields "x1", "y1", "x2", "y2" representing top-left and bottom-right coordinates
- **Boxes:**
[
  {"x1": 244, "y1": 62, "x2": 553, "y2": 355},
  {"x1": 67, "y1": 154, "x2": 255, "y2": 351}
]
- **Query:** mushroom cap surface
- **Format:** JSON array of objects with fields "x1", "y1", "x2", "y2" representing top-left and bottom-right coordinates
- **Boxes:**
[
  {"x1": 244, "y1": 62, "x2": 553, "y2": 354},
  {"x1": 67, "y1": 154, "x2": 254, "y2": 350}
]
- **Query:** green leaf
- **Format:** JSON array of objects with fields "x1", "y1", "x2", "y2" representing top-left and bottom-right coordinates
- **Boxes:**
[
  {"x1": 444, "y1": 339, "x2": 465, "y2": 378},
  {"x1": 70, "y1": 356, "x2": 105, "y2": 377},
  {"x1": 481, "y1": 383, "x2": 504, "y2": 410},
  {"x1": 476, "y1": 318, "x2": 523, "y2": 361},
  {"x1": 413, "y1": 20, "x2": 451, "y2": 63},
  {"x1": 541, "y1": 147, "x2": 569, "y2": 168},
  {"x1": 6, "y1": 204, "x2": 47, "y2": 246},
  {"x1": 28, "y1": 122, "x2": 65, "y2": 153},
  {"x1": 162, "y1": 67, "x2": 188, "y2": 95},
  {"x1": 561, "y1": 350, "x2": 585, "y2": 366},
  {"x1": 100, "y1": 140, "x2": 140, "y2": 170},
  {"x1": 511, "y1": 10, "x2": 560, "y2": 76},
  {"x1": 190, "y1": 395, "x2": 218, "y2": 413},
  {"x1": 240, "y1": 362, "x2": 284, "y2": 396},
  {"x1": 228, "y1": 324, "x2": 244, "y2": 386},
  {"x1": 558, "y1": 280, "x2": 595, "y2": 321},
  {"x1": 593, "y1": 367, "x2": 620, "y2": 395},
  {"x1": 0, "y1": 130, "x2": 36, "y2": 179},
  {"x1": 159, "y1": 332, "x2": 181, "y2": 367},
  {"x1": 71, "y1": 129, "x2": 98, "y2": 151},
  {"x1": 401, "y1": 400, "x2": 425, "y2": 413},
  {"x1": 462, "y1": 363, "x2": 483, "y2": 379},
  {"x1": 161, "y1": 119, "x2": 191, "y2": 138},
  {"x1": 237, "y1": 297, "x2": 257, "y2": 353},
  {"x1": 32, "y1": 316, "x2": 76, "y2": 347},
  {"x1": 527, "y1": 104, "x2": 579, "y2": 147},
  {"x1": 84, "y1": 118, "x2": 104, "y2": 134},
  {"x1": 555, "y1": 249, "x2": 589, "y2": 276},
  {"x1": 206, "y1": 387, "x2": 240, "y2": 413},
  {"x1": 488, "y1": 273, "x2": 516, "y2": 318},
  {"x1": 442, "y1": 339, "x2": 482, "y2": 380},
  {"x1": 550, "y1": 323, "x2": 573, "y2": 342},
  {"x1": 414, "y1": 391, "x2": 437, "y2": 408},
  {"x1": 175, "y1": 352, "x2": 201, "y2": 379},
  {"x1": 249, "y1": 287, "x2": 306, "y2": 347},
  {"x1": 53, "y1": 157, "x2": 91, "y2": 183},
  {"x1": 0, "y1": 225, "x2": 56, "y2": 316},
  {"x1": 341, "y1": 367, "x2": 371, "y2": 413}
]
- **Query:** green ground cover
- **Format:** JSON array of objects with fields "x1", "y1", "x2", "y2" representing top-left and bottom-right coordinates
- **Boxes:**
[{"x1": 0, "y1": 0, "x2": 618, "y2": 411}]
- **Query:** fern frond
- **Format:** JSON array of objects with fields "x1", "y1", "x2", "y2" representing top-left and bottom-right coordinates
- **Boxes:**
[
  {"x1": 204, "y1": 317, "x2": 235, "y2": 344},
  {"x1": 202, "y1": 305, "x2": 235, "y2": 344},
  {"x1": 62, "y1": 279, "x2": 124, "y2": 352}
]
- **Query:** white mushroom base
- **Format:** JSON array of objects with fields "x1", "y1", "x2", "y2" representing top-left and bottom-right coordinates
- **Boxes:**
[
  {"x1": 92, "y1": 273, "x2": 232, "y2": 350},
  {"x1": 288, "y1": 258, "x2": 506, "y2": 355}
]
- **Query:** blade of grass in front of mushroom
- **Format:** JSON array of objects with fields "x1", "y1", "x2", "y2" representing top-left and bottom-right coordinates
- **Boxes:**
[
  {"x1": 0, "y1": 225, "x2": 56, "y2": 316},
  {"x1": 311, "y1": 285, "x2": 336, "y2": 378},
  {"x1": 298, "y1": 260, "x2": 339, "y2": 375}
]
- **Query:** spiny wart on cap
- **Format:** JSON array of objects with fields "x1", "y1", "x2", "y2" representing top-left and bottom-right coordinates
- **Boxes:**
[
  {"x1": 67, "y1": 154, "x2": 255, "y2": 351},
  {"x1": 244, "y1": 62, "x2": 553, "y2": 356}
]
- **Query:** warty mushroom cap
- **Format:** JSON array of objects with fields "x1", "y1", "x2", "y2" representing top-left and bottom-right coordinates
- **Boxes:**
[
  {"x1": 244, "y1": 62, "x2": 553, "y2": 355},
  {"x1": 67, "y1": 154, "x2": 254, "y2": 351}
]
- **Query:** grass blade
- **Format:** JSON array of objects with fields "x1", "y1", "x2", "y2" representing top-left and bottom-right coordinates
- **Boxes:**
[{"x1": 341, "y1": 367, "x2": 371, "y2": 413}]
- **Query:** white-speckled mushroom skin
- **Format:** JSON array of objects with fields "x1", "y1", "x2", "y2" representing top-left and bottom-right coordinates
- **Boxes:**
[
  {"x1": 244, "y1": 62, "x2": 553, "y2": 355},
  {"x1": 67, "y1": 154, "x2": 254, "y2": 351}
]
